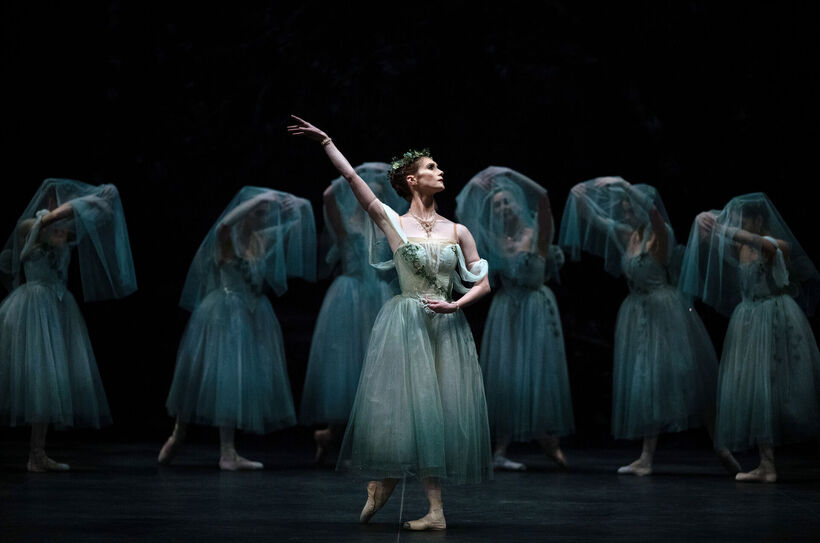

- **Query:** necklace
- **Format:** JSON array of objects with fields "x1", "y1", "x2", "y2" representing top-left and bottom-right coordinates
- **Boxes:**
[{"x1": 410, "y1": 211, "x2": 437, "y2": 238}]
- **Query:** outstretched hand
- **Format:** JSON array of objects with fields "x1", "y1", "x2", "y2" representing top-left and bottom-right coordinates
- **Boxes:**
[
  {"x1": 696, "y1": 211, "x2": 717, "y2": 239},
  {"x1": 287, "y1": 115, "x2": 328, "y2": 142}
]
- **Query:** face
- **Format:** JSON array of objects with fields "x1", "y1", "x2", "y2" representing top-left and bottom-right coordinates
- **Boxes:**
[
  {"x1": 741, "y1": 214, "x2": 763, "y2": 234},
  {"x1": 620, "y1": 199, "x2": 637, "y2": 226},
  {"x1": 44, "y1": 225, "x2": 69, "y2": 246},
  {"x1": 245, "y1": 201, "x2": 270, "y2": 230},
  {"x1": 407, "y1": 157, "x2": 444, "y2": 195},
  {"x1": 491, "y1": 190, "x2": 520, "y2": 222}
]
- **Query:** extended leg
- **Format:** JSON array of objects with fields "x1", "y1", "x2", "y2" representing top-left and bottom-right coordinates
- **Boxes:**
[
  {"x1": 27, "y1": 423, "x2": 69, "y2": 472},
  {"x1": 359, "y1": 478, "x2": 398, "y2": 523},
  {"x1": 702, "y1": 410, "x2": 741, "y2": 475},
  {"x1": 158, "y1": 418, "x2": 187, "y2": 465},
  {"x1": 538, "y1": 435, "x2": 569, "y2": 468}
]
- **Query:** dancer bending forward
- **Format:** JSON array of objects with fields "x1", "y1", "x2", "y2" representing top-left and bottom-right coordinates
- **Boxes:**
[{"x1": 290, "y1": 116, "x2": 492, "y2": 531}]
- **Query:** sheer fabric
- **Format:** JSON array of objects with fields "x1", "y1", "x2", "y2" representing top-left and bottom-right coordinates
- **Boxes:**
[
  {"x1": 166, "y1": 187, "x2": 316, "y2": 433},
  {"x1": 679, "y1": 193, "x2": 820, "y2": 450},
  {"x1": 559, "y1": 178, "x2": 717, "y2": 439},
  {"x1": 337, "y1": 202, "x2": 492, "y2": 483},
  {"x1": 0, "y1": 179, "x2": 137, "y2": 428},
  {"x1": 456, "y1": 167, "x2": 573, "y2": 441},
  {"x1": 300, "y1": 164, "x2": 408, "y2": 425}
]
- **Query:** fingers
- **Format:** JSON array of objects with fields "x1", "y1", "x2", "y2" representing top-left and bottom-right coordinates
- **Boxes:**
[{"x1": 290, "y1": 114, "x2": 307, "y2": 124}]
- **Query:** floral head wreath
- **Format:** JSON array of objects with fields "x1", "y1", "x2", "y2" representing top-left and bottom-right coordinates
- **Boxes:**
[{"x1": 390, "y1": 148, "x2": 432, "y2": 173}]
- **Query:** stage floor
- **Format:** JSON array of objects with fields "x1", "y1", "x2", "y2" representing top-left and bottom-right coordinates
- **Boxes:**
[{"x1": 1, "y1": 439, "x2": 818, "y2": 542}]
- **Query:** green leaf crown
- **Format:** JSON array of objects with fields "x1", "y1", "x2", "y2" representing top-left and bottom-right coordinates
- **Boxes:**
[{"x1": 390, "y1": 148, "x2": 432, "y2": 172}]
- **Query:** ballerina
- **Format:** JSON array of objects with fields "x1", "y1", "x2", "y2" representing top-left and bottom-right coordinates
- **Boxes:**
[
  {"x1": 0, "y1": 179, "x2": 137, "y2": 471},
  {"x1": 289, "y1": 115, "x2": 492, "y2": 531},
  {"x1": 300, "y1": 163, "x2": 408, "y2": 463},
  {"x1": 680, "y1": 193, "x2": 820, "y2": 483},
  {"x1": 159, "y1": 187, "x2": 316, "y2": 470},
  {"x1": 456, "y1": 166, "x2": 574, "y2": 471},
  {"x1": 559, "y1": 176, "x2": 739, "y2": 476}
]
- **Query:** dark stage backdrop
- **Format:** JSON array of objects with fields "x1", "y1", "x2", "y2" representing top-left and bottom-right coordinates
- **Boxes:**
[{"x1": 1, "y1": 2, "x2": 818, "y2": 445}]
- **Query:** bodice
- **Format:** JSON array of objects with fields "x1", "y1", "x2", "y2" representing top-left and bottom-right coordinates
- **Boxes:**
[
  {"x1": 621, "y1": 251, "x2": 669, "y2": 294},
  {"x1": 394, "y1": 238, "x2": 460, "y2": 300},
  {"x1": 498, "y1": 252, "x2": 546, "y2": 290},
  {"x1": 738, "y1": 259, "x2": 780, "y2": 301},
  {"x1": 217, "y1": 258, "x2": 263, "y2": 297},
  {"x1": 22, "y1": 246, "x2": 68, "y2": 287}
]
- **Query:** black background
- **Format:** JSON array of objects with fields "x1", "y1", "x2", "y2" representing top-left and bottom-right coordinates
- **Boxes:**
[{"x1": 2, "y1": 2, "x2": 818, "y2": 446}]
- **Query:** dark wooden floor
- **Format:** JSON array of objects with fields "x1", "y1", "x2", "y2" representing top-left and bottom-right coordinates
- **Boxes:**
[{"x1": 1, "y1": 437, "x2": 819, "y2": 542}]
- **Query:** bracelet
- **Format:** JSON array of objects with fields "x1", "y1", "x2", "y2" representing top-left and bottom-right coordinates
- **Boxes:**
[{"x1": 320, "y1": 137, "x2": 332, "y2": 146}]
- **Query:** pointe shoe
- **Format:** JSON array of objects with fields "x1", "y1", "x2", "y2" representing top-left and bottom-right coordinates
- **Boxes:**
[
  {"x1": 27, "y1": 451, "x2": 70, "y2": 472},
  {"x1": 313, "y1": 428, "x2": 331, "y2": 465},
  {"x1": 359, "y1": 481, "x2": 395, "y2": 523},
  {"x1": 617, "y1": 460, "x2": 652, "y2": 476},
  {"x1": 403, "y1": 508, "x2": 446, "y2": 531},
  {"x1": 735, "y1": 468, "x2": 777, "y2": 483},
  {"x1": 158, "y1": 436, "x2": 183, "y2": 465},
  {"x1": 546, "y1": 447, "x2": 569, "y2": 469},
  {"x1": 716, "y1": 450, "x2": 741, "y2": 476},
  {"x1": 219, "y1": 454, "x2": 264, "y2": 471},
  {"x1": 493, "y1": 453, "x2": 527, "y2": 471}
]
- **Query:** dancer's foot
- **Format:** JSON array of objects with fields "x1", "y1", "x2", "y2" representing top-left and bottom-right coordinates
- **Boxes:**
[
  {"x1": 543, "y1": 445, "x2": 569, "y2": 469},
  {"x1": 493, "y1": 453, "x2": 526, "y2": 471},
  {"x1": 158, "y1": 435, "x2": 183, "y2": 465},
  {"x1": 735, "y1": 466, "x2": 777, "y2": 483},
  {"x1": 716, "y1": 449, "x2": 741, "y2": 476},
  {"x1": 617, "y1": 458, "x2": 652, "y2": 476},
  {"x1": 219, "y1": 453, "x2": 263, "y2": 471},
  {"x1": 313, "y1": 428, "x2": 332, "y2": 465},
  {"x1": 27, "y1": 450, "x2": 70, "y2": 472},
  {"x1": 359, "y1": 480, "x2": 396, "y2": 523},
  {"x1": 403, "y1": 508, "x2": 446, "y2": 531}
]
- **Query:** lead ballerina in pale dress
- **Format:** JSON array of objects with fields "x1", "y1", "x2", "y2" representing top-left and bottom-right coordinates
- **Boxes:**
[
  {"x1": 680, "y1": 193, "x2": 820, "y2": 483},
  {"x1": 0, "y1": 179, "x2": 137, "y2": 471},
  {"x1": 300, "y1": 163, "x2": 407, "y2": 463},
  {"x1": 559, "y1": 177, "x2": 739, "y2": 476},
  {"x1": 289, "y1": 115, "x2": 492, "y2": 531},
  {"x1": 159, "y1": 187, "x2": 316, "y2": 470},
  {"x1": 456, "y1": 167, "x2": 574, "y2": 471}
]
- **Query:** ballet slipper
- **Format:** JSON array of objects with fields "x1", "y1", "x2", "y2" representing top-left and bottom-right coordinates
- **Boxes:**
[
  {"x1": 493, "y1": 453, "x2": 527, "y2": 471},
  {"x1": 158, "y1": 436, "x2": 183, "y2": 465},
  {"x1": 716, "y1": 449, "x2": 741, "y2": 475},
  {"x1": 617, "y1": 459, "x2": 652, "y2": 476},
  {"x1": 219, "y1": 454, "x2": 264, "y2": 471},
  {"x1": 359, "y1": 480, "x2": 396, "y2": 523},
  {"x1": 27, "y1": 450, "x2": 70, "y2": 472},
  {"x1": 735, "y1": 467, "x2": 777, "y2": 483},
  {"x1": 314, "y1": 428, "x2": 332, "y2": 465},
  {"x1": 402, "y1": 508, "x2": 446, "y2": 531}
]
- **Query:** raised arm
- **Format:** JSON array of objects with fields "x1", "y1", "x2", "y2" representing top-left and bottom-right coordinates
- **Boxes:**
[
  {"x1": 697, "y1": 211, "x2": 789, "y2": 261},
  {"x1": 288, "y1": 116, "x2": 390, "y2": 231}
]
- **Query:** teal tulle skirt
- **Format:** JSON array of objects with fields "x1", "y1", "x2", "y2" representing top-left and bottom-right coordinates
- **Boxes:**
[
  {"x1": 338, "y1": 295, "x2": 493, "y2": 484},
  {"x1": 166, "y1": 291, "x2": 296, "y2": 434},
  {"x1": 481, "y1": 285, "x2": 574, "y2": 441},
  {"x1": 300, "y1": 275, "x2": 391, "y2": 425},
  {"x1": 0, "y1": 284, "x2": 111, "y2": 428},
  {"x1": 715, "y1": 294, "x2": 820, "y2": 451},
  {"x1": 612, "y1": 286, "x2": 718, "y2": 439}
]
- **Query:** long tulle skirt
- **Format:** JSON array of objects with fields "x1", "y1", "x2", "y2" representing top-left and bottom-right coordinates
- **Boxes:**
[
  {"x1": 612, "y1": 286, "x2": 718, "y2": 439},
  {"x1": 715, "y1": 294, "x2": 820, "y2": 451},
  {"x1": 338, "y1": 295, "x2": 493, "y2": 484},
  {"x1": 0, "y1": 284, "x2": 111, "y2": 428},
  {"x1": 481, "y1": 285, "x2": 574, "y2": 442},
  {"x1": 166, "y1": 291, "x2": 296, "y2": 434},
  {"x1": 299, "y1": 275, "x2": 391, "y2": 425}
]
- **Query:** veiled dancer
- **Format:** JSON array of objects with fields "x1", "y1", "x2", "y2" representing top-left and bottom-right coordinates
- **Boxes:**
[
  {"x1": 456, "y1": 167, "x2": 573, "y2": 471},
  {"x1": 559, "y1": 177, "x2": 739, "y2": 476},
  {"x1": 159, "y1": 187, "x2": 315, "y2": 470},
  {"x1": 681, "y1": 193, "x2": 820, "y2": 482},
  {"x1": 300, "y1": 163, "x2": 407, "y2": 463},
  {"x1": 0, "y1": 179, "x2": 137, "y2": 471},
  {"x1": 290, "y1": 116, "x2": 492, "y2": 531}
]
